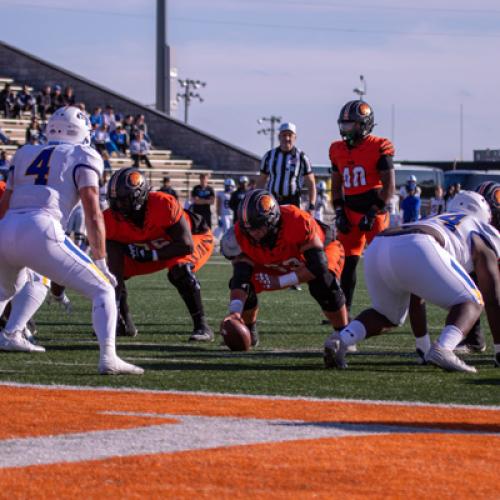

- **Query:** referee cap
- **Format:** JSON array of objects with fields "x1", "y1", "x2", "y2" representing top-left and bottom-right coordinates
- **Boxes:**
[{"x1": 279, "y1": 122, "x2": 297, "y2": 134}]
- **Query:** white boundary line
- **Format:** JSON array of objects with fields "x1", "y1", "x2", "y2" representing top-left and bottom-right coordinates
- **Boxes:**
[{"x1": 0, "y1": 381, "x2": 498, "y2": 411}]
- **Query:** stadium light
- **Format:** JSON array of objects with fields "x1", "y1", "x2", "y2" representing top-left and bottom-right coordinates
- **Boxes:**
[
  {"x1": 257, "y1": 115, "x2": 282, "y2": 149},
  {"x1": 353, "y1": 74, "x2": 367, "y2": 101},
  {"x1": 177, "y1": 78, "x2": 207, "y2": 123}
]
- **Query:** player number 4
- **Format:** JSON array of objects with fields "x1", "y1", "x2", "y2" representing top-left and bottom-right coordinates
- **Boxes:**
[{"x1": 25, "y1": 147, "x2": 55, "y2": 186}]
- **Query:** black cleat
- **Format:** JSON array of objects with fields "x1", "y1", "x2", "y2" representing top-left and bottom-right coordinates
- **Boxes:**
[
  {"x1": 116, "y1": 313, "x2": 138, "y2": 337},
  {"x1": 495, "y1": 353, "x2": 500, "y2": 368}
]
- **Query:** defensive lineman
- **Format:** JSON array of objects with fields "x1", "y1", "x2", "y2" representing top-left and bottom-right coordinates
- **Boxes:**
[{"x1": 0, "y1": 106, "x2": 143, "y2": 375}]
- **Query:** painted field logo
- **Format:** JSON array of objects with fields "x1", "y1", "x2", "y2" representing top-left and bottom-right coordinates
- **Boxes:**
[{"x1": 0, "y1": 383, "x2": 498, "y2": 498}]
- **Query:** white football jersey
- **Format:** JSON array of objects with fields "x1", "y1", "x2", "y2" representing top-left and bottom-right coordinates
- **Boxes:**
[
  {"x1": 217, "y1": 191, "x2": 232, "y2": 217},
  {"x1": 409, "y1": 212, "x2": 500, "y2": 273},
  {"x1": 7, "y1": 143, "x2": 103, "y2": 226}
]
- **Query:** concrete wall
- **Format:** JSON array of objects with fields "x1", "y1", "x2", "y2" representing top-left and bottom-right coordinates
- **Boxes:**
[{"x1": 0, "y1": 40, "x2": 260, "y2": 173}]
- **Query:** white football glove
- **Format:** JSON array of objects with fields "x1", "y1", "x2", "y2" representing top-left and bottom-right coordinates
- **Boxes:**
[{"x1": 94, "y1": 258, "x2": 118, "y2": 287}]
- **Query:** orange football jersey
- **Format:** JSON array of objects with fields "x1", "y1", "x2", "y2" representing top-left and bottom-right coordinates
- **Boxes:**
[
  {"x1": 234, "y1": 205, "x2": 323, "y2": 272},
  {"x1": 0, "y1": 181, "x2": 6, "y2": 197},
  {"x1": 104, "y1": 191, "x2": 184, "y2": 246},
  {"x1": 329, "y1": 135, "x2": 395, "y2": 196}
]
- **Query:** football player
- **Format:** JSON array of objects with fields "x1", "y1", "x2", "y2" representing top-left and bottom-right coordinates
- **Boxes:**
[
  {"x1": 0, "y1": 106, "x2": 142, "y2": 375},
  {"x1": 215, "y1": 178, "x2": 235, "y2": 240},
  {"x1": 324, "y1": 191, "x2": 500, "y2": 372},
  {"x1": 221, "y1": 189, "x2": 348, "y2": 346},
  {"x1": 329, "y1": 100, "x2": 395, "y2": 313},
  {"x1": 104, "y1": 167, "x2": 215, "y2": 341}
]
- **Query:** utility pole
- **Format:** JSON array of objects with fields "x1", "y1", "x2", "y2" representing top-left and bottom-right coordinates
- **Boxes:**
[
  {"x1": 257, "y1": 115, "x2": 282, "y2": 149},
  {"x1": 353, "y1": 75, "x2": 367, "y2": 101},
  {"x1": 156, "y1": 0, "x2": 170, "y2": 114},
  {"x1": 459, "y1": 103, "x2": 464, "y2": 161},
  {"x1": 176, "y1": 79, "x2": 206, "y2": 124}
]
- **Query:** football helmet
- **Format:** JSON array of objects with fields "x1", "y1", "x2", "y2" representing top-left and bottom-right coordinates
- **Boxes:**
[
  {"x1": 475, "y1": 180, "x2": 500, "y2": 230},
  {"x1": 238, "y1": 189, "x2": 281, "y2": 247},
  {"x1": 337, "y1": 100, "x2": 375, "y2": 145},
  {"x1": 239, "y1": 175, "x2": 249, "y2": 185},
  {"x1": 447, "y1": 190, "x2": 492, "y2": 225},
  {"x1": 224, "y1": 178, "x2": 236, "y2": 191},
  {"x1": 107, "y1": 167, "x2": 149, "y2": 218},
  {"x1": 46, "y1": 106, "x2": 91, "y2": 145},
  {"x1": 317, "y1": 180, "x2": 327, "y2": 192}
]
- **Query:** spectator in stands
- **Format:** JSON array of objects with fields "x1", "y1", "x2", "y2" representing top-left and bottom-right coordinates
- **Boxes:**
[
  {"x1": 50, "y1": 85, "x2": 64, "y2": 111},
  {"x1": 110, "y1": 124, "x2": 128, "y2": 155},
  {"x1": 0, "y1": 150, "x2": 10, "y2": 180},
  {"x1": 453, "y1": 182, "x2": 461, "y2": 194},
  {"x1": 130, "y1": 131, "x2": 152, "y2": 168},
  {"x1": 429, "y1": 185, "x2": 445, "y2": 216},
  {"x1": 248, "y1": 178, "x2": 257, "y2": 191},
  {"x1": 122, "y1": 114, "x2": 135, "y2": 139},
  {"x1": 61, "y1": 86, "x2": 75, "y2": 107},
  {"x1": 191, "y1": 173, "x2": 215, "y2": 228},
  {"x1": 76, "y1": 102, "x2": 86, "y2": 111},
  {"x1": 158, "y1": 176, "x2": 178, "y2": 199},
  {"x1": 92, "y1": 124, "x2": 109, "y2": 155},
  {"x1": 25, "y1": 117, "x2": 43, "y2": 145},
  {"x1": 134, "y1": 114, "x2": 151, "y2": 143},
  {"x1": 0, "y1": 125, "x2": 10, "y2": 145},
  {"x1": 102, "y1": 105, "x2": 117, "y2": 132},
  {"x1": 229, "y1": 175, "x2": 250, "y2": 222},
  {"x1": 0, "y1": 83, "x2": 16, "y2": 118},
  {"x1": 37, "y1": 85, "x2": 52, "y2": 121},
  {"x1": 14, "y1": 84, "x2": 36, "y2": 118},
  {"x1": 90, "y1": 107, "x2": 103, "y2": 128},
  {"x1": 401, "y1": 179, "x2": 421, "y2": 223}
]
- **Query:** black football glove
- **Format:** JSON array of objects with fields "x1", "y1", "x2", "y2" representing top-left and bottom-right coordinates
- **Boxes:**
[
  {"x1": 126, "y1": 244, "x2": 158, "y2": 262},
  {"x1": 358, "y1": 209, "x2": 378, "y2": 232},
  {"x1": 335, "y1": 207, "x2": 351, "y2": 234}
]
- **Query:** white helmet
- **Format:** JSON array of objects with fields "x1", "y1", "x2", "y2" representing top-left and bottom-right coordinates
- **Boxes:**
[
  {"x1": 317, "y1": 180, "x2": 327, "y2": 191},
  {"x1": 46, "y1": 106, "x2": 91, "y2": 145},
  {"x1": 447, "y1": 190, "x2": 492, "y2": 224},
  {"x1": 224, "y1": 178, "x2": 236, "y2": 188}
]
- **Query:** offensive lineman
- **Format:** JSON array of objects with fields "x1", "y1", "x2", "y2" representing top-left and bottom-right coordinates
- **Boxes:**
[
  {"x1": 324, "y1": 191, "x2": 500, "y2": 372},
  {"x1": 105, "y1": 167, "x2": 215, "y2": 341},
  {"x1": 330, "y1": 100, "x2": 395, "y2": 313},
  {"x1": 221, "y1": 189, "x2": 348, "y2": 346},
  {"x1": 0, "y1": 106, "x2": 143, "y2": 375}
]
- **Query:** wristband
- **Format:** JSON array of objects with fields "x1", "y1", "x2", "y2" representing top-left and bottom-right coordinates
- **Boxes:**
[
  {"x1": 278, "y1": 272, "x2": 299, "y2": 288},
  {"x1": 228, "y1": 300, "x2": 244, "y2": 314},
  {"x1": 308, "y1": 203, "x2": 315, "y2": 210},
  {"x1": 333, "y1": 199, "x2": 345, "y2": 209}
]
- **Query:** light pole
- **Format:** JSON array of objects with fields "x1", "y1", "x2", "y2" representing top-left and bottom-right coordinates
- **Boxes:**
[
  {"x1": 177, "y1": 78, "x2": 206, "y2": 124},
  {"x1": 353, "y1": 75, "x2": 367, "y2": 101},
  {"x1": 257, "y1": 115, "x2": 282, "y2": 149}
]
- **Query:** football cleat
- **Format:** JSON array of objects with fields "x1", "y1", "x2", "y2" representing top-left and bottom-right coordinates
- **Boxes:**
[
  {"x1": 416, "y1": 348, "x2": 427, "y2": 365},
  {"x1": 495, "y1": 353, "x2": 500, "y2": 368},
  {"x1": 116, "y1": 312, "x2": 138, "y2": 337},
  {"x1": 426, "y1": 342, "x2": 477, "y2": 373},
  {"x1": 323, "y1": 332, "x2": 348, "y2": 369},
  {"x1": 189, "y1": 326, "x2": 214, "y2": 342},
  {"x1": 0, "y1": 330, "x2": 45, "y2": 353},
  {"x1": 98, "y1": 356, "x2": 144, "y2": 375},
  {"x1": 454, "y1": 342, "x2": 486, "y2": 354},
  {"x1": 249, "y1": 323, "x2": 259, "y2": 347}
]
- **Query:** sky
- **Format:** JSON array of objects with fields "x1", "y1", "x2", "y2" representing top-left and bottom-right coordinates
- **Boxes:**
[{"x1": 1, "y1": 0, "x2": 500, "y2": 164}]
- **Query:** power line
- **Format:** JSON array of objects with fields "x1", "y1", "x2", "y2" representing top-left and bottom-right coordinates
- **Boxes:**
[{"x1": 171, "y1": 16, "x2": 500, "y2": 39}]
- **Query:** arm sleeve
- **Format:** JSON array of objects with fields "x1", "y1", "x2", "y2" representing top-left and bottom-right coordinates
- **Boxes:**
[{"x1": 376, "y1": 154, "x2": 394, "y2": 171}]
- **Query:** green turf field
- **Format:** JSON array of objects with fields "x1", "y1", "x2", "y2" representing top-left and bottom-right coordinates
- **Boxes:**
[{"x1": 0, "y1": 256, "x2": 498, "y2": 405}]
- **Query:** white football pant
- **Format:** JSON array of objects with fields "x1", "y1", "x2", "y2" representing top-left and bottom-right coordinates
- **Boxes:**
[
  {"x1": 0, "y1": 212, "x2": 117, "y2": 359},
  {"x1": 364, "y1": 233, "x2": 483, "y2": 326}
]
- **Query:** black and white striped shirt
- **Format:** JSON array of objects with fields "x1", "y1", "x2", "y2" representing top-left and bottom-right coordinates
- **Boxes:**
[{"x1": 260, "y1": 146, "x2": 313, "y2": 199}]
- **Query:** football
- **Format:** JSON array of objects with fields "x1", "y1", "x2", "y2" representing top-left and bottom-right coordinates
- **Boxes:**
[{"x1": 220, "y1": 317, "x2": 252, "y2": 351}]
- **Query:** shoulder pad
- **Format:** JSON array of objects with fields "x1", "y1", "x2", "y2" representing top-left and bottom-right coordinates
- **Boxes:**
[
  {"x1": 74, "y1": 145, "x2": 104, "y2": 176},
  {"x1": 221, "y1": 227, "x2": 242, "y2": 260},
  {"x1": 473, "y1": 223, "x2": 500, "y2": 258}
]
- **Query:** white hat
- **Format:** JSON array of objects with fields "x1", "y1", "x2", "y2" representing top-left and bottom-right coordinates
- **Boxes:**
[
  {"x1": 408, "y1": 174, "x2": 417, "y2": 182},
  {"x1": 279, "y1": 122, "x2": 297, "y2": 134}
]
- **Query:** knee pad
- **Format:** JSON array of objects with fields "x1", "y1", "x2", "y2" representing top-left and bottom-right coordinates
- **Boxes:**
[
  {"x1": 168, "y1": 264, "x2": 200, "y2": 294},
  {"x1": 308, "y1": 271, "x2": 345, "y2": 312}
]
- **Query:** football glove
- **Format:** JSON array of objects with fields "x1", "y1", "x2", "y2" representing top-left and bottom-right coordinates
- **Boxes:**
[
  {"x1": 335, "y1": 207, "x2": 351, "y2": 234},
  {"x1": 358, "y1": 209, "x2": 378, "y2": 232},
  {"x1": 126, "y1": 244, "x2": 159, "y2": 263}
]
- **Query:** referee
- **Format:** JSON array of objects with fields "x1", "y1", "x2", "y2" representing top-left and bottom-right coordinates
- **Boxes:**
[{"x1": 257, "y1": 122, "x2": 316, "y2": 212}]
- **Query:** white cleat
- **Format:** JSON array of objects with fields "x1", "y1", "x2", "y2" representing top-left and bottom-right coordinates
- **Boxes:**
[
  {"x1": 21, "y1": 326, "x2": 36, "y2": 344},
  {"x1": 0, "y1": 330, "x2": 45, "y2": 353},
  {"x1": 99, "y1": 356, "x2": 144, "y2": 375},
  {"x1": 323, "y1": 332, "x2": 348, "y2": 369},
  {"x1": 426, "y1": 342, "x2": 477, "y2": 373}
]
